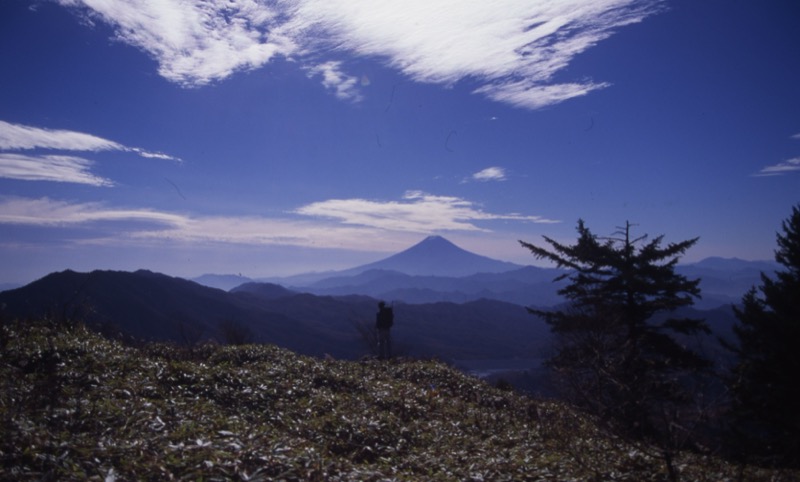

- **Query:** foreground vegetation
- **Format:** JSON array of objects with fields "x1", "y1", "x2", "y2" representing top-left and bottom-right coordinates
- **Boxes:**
[{"x1": 1, "y1": 320, "x2": 796, "y2": 481}]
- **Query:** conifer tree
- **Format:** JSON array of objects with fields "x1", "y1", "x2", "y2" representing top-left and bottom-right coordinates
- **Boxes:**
[
  {"x1": 521, "y1": 220, "x2": 710, "y2": 479},
  {"x1": 726, "y1": 205, "x2": 800, "y2": 467}
]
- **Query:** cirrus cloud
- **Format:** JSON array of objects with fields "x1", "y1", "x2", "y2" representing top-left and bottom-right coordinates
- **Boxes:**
[
  {"x1": 0, "y1": 153, "x2": 114, "y2": 186},
  {"x1": 0, "y1": 196, "x2": 415, "y2": 252},
  {"x1": 295, "y1": 190, "x2": 559, "y2": 232},
  {"x1": 0, "y1": 120, "x2": 181, "y2": 185},
  {"x1": 0, "y1": 120, "x2": 124, "y2": 152},
  {"x1": 0, "y1": 196, "x2": 184, "y2": 227},
  {"x1": 0, "y1": 192, "x2": 559, "y2": 251},
  {"x1": 754, "y1": 157, "x2": 800, "y2": 177},
  {"x1": 0, "y1": 120, "x2": 181, "y2": 161},
  {"x1": 56, "y1": 0, "x2": 295, "y2": 87},
  {"x1": 292, "y1": 0, "x2": 660, "y2": 108},
  {"x1": 56, "y1": 0, "x2": 664, "y2": 110}
]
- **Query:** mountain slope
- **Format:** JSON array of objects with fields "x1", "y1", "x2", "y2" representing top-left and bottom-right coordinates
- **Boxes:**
[
  {"x1": 5, "y1": 321, "x2": 788, "y2": 481},
  {"x1": 0, "y1": 269, "x2": 553, "y2": 360},
  {"x1": 231, "y1": 281, "x2": 297, "y2": 300},
  {"x1": 192, "y1": 273, "x2": 254, "y2": 291},
  {"x1": 231, "y1": 286, "x2": 553, "y2": 360},
  {"x1": 266, "y1": 236, "x2": 523, "y2": 286},
  {"x1": 356, "y1": 235, "x2": 522, "y2": 276},
  {"x1": 0, "y1": 269, "x2": 344, "y2": 356},
  {"x1": 676, "y1": 257, "x2": 779, "y2": 308}
]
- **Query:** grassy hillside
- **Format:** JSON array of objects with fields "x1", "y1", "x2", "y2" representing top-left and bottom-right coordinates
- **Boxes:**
[{"x1": 1, "y1": 320, "x2": 795, "y2": 481}]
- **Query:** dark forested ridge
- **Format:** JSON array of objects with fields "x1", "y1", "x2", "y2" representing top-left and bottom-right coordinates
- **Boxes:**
[{"x1": 0, "y1": 269, "x2": 554, "y2": 361}]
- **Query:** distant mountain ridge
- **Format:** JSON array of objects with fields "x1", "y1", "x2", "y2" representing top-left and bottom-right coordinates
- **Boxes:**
[
  {"x1": 0, "y1": 236, "x2": 773, "y2": 373},
  {"x1": 0, "y1": 267, "x2": 740, "y2": 389},
  {"x1": 0, "y1": 269, "x2": 293, "y2": 344},
  {"x1": 255, "y1": 236, "x2": 523, "y2": 287},
  {"x1": 675, "y1": 258, "x2": 779, "y2": 308},
  {"x1": 192, "y1": 273, "x2": 254, "y2": 291},
  {"x1": 687, "y1": 257, "x2": 778, "y2": 272},
  {"x1": 188, "y1": 236, "x2": 779, "y2": 310},
  {"x1": 223, "y1": 236, "x2": 563, "y2": 306},
  {"x1": 300, "y1": 267, "x2": 566, "y2": 306},
  {"x1": 0, "y1": 269, "x2": 554, "y2": 360}
]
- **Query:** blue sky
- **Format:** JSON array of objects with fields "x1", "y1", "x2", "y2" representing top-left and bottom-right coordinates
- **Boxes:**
[{"x1": 1, "y1": 0, "x2": 798, "y2": 283}]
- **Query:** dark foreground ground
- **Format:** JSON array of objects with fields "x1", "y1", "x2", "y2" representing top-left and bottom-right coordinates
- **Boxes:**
[{"x1": 1, "y1": 320, "x2": 797, "y2": 481}]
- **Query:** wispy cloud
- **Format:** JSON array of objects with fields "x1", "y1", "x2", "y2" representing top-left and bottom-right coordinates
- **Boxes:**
[
  {"x1": 56, "y1": 0, "x2": 663, "y2": 110},
  {"x1": 791, "y1": 132, "x2": 800, "y2": 140},
  {"x1": 0, "y1": 193, "x2": 559, "y2": 250},
  {"x1": 295, "y1": 190, "x2": 559, "y2": 232},
  {"x1": 754, "y1": 157, "x2": 800, "y2": 177},
  {"x1": 0, "y1": 196, "x2": 408, "y2": 252},
  {"x1": 0, "y1": 120, "x2": 180, "y2": 185},
  {"x1": 0, "y1": 120, "x2": 181, "y2": 161},
  {"x1": 306, "y1": 61, "x2": 363, "y2": 102},
  {"x1": 56, "y1": 0, "x2": 294, "y2": 87},
  {"x1": 0, "y1": 120, "x2": 123, "y2": 152},
  {"x1": 0, "y1": 197, "x2": 184, "y2": 226},
  {"x1": 293, "y1": 0, "x2": 660, "y2": 108},
  {"x1": 0, "y1": 153, "x2": 113, "y2": 186},
  {"x1": 474, "y1": 81, "x2": 609, "y2": 110},
  {"x1": 129, "y1": 148, "x2": 181, "y2": 161},
  {"x1": 470, "y1": 167, "x2": 507, "y2": 182}
]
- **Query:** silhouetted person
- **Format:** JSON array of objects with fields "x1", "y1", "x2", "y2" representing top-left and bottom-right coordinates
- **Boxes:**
[{"x1": 376, "y1": 301, "x2": 394, "y2": 359}]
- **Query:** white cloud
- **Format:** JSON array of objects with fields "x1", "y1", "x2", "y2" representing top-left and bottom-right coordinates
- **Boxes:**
[
  {"x1": 471, "y1": 167, "x2": 507, "y2": 182},
  {"x1": 306, "y1": 61, "x2": 363, "y2": 101},
  {"x1": 0, "y1": 197, "x2": 184, "y2": 226},
  {"x1": 755, "y1": 157, "x2": 800, "y2": 177},
  {"x1": 0, "y1": 193, "x2": 559, "y2": 251},
  {"x1": 0, "y1": 196, "x2": 411, "y2": 252},
  {"x1": 792, "y1": 133, "x2": 800, "y2": 140},
  {"x1": 57, "y1": 0, "x2": 294, "y2": 87},
  {"x1": 474, "y1": 81, "x2": 609, "y2": 110},
  {"x1": 295, "y1": 190, "x2": 559, "y2": 232},
  {"x1": 0, "y1": 120, "x2": 181, "y2": 161},
  {"x1": 0, "y1": 120, "x2": 181, "y2": 185},
  {"x1": 129, "y1": 148, "x2": 181, "y2": 161},
  {"x1": 292, "y1": 0, "x2": 659, "y2": 108},
  {"x1": 0, "y1": 153, "x2": 113, "y2": 186},
  {"x1": 0, "y1": 120, "x2": 123, "y2": 151},
  {"x1": 134, "y1": 215, "x2": 402, "y2": 251},
  {"x1": 56, "y1": 0, "x2": 663, "y2": 109}
]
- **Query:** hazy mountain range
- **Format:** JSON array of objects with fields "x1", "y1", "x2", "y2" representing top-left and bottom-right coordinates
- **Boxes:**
[
  {"x1": 0, "y1": 235, "x2": 774, "y2": 366},
  {"x1": 195, "y1": 236, "x2": 778, "y2": 310}
]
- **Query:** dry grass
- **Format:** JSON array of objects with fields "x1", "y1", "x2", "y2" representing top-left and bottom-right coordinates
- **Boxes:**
[{"x1": 1, "y1": 320, "x2": 796, "y2": 481}]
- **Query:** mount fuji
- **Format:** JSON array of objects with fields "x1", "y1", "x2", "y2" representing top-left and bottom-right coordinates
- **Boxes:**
[
  {"x1": 193, "y1": 236, "x2": 526, "y2": 290},
  {"x1": 242, "y1": 236, "x2": 562, "y2": 306},
  {"x1": 346, "y1": 235, "x2": 522, "y2": 277}
]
